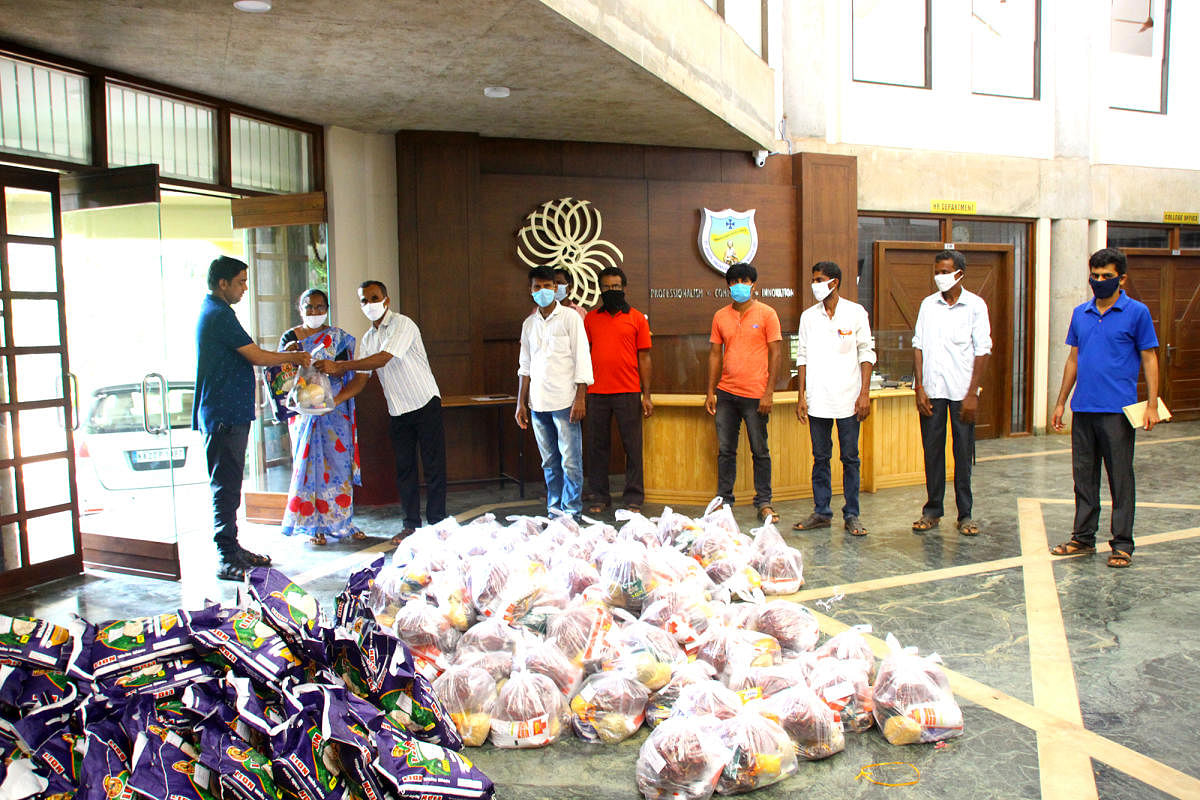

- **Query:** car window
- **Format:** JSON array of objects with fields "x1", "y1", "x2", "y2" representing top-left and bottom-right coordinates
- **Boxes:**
[{"x1": 86, "y1": 387, "x2": 195, "y2": 433}]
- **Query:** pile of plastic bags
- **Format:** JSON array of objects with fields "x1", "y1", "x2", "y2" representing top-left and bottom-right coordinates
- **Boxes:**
[
  {"x1": 0, "y1": 568, "x2": 493, "y2": 800},
  {"x1": 363, "y1": 501, "x2": 962, "y2": 799}
]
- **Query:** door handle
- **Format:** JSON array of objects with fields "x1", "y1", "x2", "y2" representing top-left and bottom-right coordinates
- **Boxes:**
[
  {"x1": 68, "y1": 372, "x2": 80, "y2": 431},
  {"x1": 141, "y1": 373, "x2": 168, "y2": 436},
  {"x1": 1166, "y1": 344, "x2": 1176, "y2": 364}
]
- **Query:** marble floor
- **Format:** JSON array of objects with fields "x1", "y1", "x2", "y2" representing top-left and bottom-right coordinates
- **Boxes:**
[{"x1": 4, "y1": 421, "x2": 1199, "y2": 800}]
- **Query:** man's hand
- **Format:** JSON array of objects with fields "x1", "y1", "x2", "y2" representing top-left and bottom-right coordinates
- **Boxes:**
[
  {"x1": 1144, "y1": 403, "x2": 1160, "y2": 431},
  {"x1": 570, "y1": 396, "x2": 586, "y2": 424},
  {"x1": 960, "y1": 393, "x2": 979, "y2": 424},
  {"x1": 515, "y1": 404, "x2": 529, "y2": 430},
  {"x1": 641, "y1": 395, "x2": 654, "y2": 418},
  {"x1": 705, "y1": 392, "x2": 717, "y2": 416},
  {"x1": 313, "y1": 358, "x2": 341, "y2": 375},
  {"x1": 282, "y1": 341, "x2": 302, "y2": 352},
  {"x1": 795, "y1": 397, "x2": 808, "y2": 424},
  {"x1": 757, "y1": 395, "x2": 773, "y2": 416},
  {"x1": 854, "y1": 391, "x2": 871, "y2": 421},
  {"x1": 1052, "y1": 402, "x2": 1066, "y2": 431},
  {"x1": 291, "y1": 352, "x2": 313, "y2": 368},
  {"x1": 915, "y1": 385, "x2": 933, "y2": 417}
]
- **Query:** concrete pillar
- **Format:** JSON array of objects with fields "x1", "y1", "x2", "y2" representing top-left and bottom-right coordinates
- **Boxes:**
[
  {"x1": 324, "y1": 126, "x2": 398, "y2": 333},
  {"x1": 1031, "y1": 218, "x2": 1052, "y2": 432},
  {"x1": 1046, "y1": 218, "x2": 1091, "y2": 429}
]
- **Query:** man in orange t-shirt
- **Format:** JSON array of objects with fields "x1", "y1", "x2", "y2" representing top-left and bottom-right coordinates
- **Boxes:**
[
  {"x1": 584, "y1": 267, "x2": 653, "y2": 513},
  {"x1": 705, "y1": 262, "x2": 783, "y2": 522}
]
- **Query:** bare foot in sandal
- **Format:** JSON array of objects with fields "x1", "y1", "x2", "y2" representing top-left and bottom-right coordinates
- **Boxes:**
[
  {"x1": 912, "y1": 516, "x2": 941, "y2": 533},
  {"x1": 957, "y1": 518, "x2": 980, "y2": 536},
  {"x1": 1049, "y1": 539, "x2": 1096, "y2": 556},
  {"x1": 309, "y1": 533, "x2": 327, "y2": 546}
]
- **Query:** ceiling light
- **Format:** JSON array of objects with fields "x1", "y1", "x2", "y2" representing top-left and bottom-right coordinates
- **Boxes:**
[
  {"x1": 233, "y1": 0, "x2": 272, "y2": 12},
  {"x1": 483, "y1": 86, "x2": 511, "y2": 99}
]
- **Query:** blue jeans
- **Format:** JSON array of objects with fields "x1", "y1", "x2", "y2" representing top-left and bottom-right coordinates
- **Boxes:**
[
  {"x1": 808, "y1": 415, "x2": 861, "y2": 520},
  {"x1": 531, "y1": 408, "x2": 584, "y2": 516},
  {"x1": 714, "y1": 389, "x2": 772, "y2": 509}
]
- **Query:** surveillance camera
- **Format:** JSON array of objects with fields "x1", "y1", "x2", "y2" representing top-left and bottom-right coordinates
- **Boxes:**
[{"x1": 753, "y1": 149, "x2": 769, "y2": 168}]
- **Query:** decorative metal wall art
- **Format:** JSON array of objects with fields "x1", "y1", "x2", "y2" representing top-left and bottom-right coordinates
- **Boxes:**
[{"x1": 517, "y1": 197, "x2": 623, "y2": 308}]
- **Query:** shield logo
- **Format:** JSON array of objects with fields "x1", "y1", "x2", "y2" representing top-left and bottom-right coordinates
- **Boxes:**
[{"x1": 698, "y1": 208, "x2": 758, "y2": 274}]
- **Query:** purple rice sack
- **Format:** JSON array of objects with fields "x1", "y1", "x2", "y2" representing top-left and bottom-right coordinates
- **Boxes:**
[
  {"x1": 0, "y1": 614, "x2": 72, "y2": 671},
  {"x1": 373, "y1": 723, "x2": 494, "y2": 800},
  {"x1": 268, "y1": 709, "x2": 346, "y2": 800},
  {"x1": 246, "y1": 568, "x2": 329, "y2": 665},
  {"x1": 128, "y1": 730, "x2": 214, "y2": 800},
  {"x1": 197, "y1": 725, "x2": 282, "y2": 800},
  {"x1": 181, "y1": 606, "x2": 304, "y2": 687}
]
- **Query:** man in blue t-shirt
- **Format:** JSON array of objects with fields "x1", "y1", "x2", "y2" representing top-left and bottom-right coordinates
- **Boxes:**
[
  {"x1": 1049, "y1": 248, "x2": 1160, "y2": 568},
  {"x1": 195, "y1": 256, "x2": 310, "y2": 580}
]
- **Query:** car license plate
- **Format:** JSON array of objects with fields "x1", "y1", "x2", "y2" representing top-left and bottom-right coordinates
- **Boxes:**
[{"x1": 133, "y1": 447, "x2": 185, "y2": 464}]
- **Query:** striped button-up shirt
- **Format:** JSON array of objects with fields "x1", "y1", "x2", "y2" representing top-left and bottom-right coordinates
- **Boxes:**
[
  {"x1": 911, "y1": 288, "x2": 992, "y2": 402},
  {"x1": 358, "y1": 310, "x2": 440, "y2": 416}
]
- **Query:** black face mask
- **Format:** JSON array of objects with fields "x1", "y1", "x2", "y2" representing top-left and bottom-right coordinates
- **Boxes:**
[
  {"x1": 1089, "y1": 276, "x2": 1120, "y2": 299},
  {"x1": 601, "y1": 289, "x2": 626, "y2": 311}
]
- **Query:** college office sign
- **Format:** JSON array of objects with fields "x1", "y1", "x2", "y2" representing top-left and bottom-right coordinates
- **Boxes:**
[{"x1": 516, "y1": 197, "x2": 623, "y2": 308}]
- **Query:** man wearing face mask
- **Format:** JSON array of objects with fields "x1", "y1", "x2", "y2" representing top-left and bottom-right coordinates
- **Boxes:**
[
  {"x1": 553, "y1": 268, "x2": 588, "y2": 319},
  {"x1": 517, "y1": 266, "x2": 594, "y2": 519},
  {"x1": 316, "y1": 280, "x2": 446, "y2": 543},
  {"x1": 1048, "y1": 248, "x2": 1160, "y2": 569},
  {"x1": 705, "y1": 261, "x2": 783, "y2": 524},
  {"x1": 583, "y1": 266, "x2": 653, "y2": 514},
  {"x1": 911, "y1": 250, "x2": 991, "y2": 537},
  {"x1": 793, "y1": 262, "x2": 875, "y2": 537}
]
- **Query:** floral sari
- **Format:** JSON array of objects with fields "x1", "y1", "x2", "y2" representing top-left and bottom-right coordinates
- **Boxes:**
[{"x1": 277, "y1": 326, "x2": 362, "y2": 540}]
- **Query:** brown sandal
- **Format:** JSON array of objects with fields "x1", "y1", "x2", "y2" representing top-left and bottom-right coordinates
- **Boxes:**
[
  {"x1": 309, "y1": 534, "x2": 327, "y2": 546},
  {"x1": 758, "y1": 506, "x2": 780, "y2": 524},
  {"x1": 586, "y1": 503, "x2": 609, "y2": 515},
  {"x1": 912, "y1": 516, "x2": 941, "y2": 532},
  {"x1": 1107, "y1": 550, "x2": 1132, "y2": 568},
  {"x1": 1049, "y1": 540, "x2": 1096, "y2": 556},
  {"x1": 957, "y1": 518, "x2": 980, "y2": 536},
  {"x1": 390, "y1": 528, "x2": 415, "y2": 545}
]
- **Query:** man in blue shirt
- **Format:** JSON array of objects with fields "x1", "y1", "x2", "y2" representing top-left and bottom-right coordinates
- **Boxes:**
[
  {"x1": 195, "y1": 256, "x2": 310, "y2": 580},
  {"x1": 1050, "y1": 248, "x2": 1160, "y2": 568}
]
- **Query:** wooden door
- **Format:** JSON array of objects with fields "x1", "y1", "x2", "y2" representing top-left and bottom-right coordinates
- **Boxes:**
[
  {"x1": 874, "y1": 242, "x2": 1014, "y2": 439},
  {"x1": 1125, "y1": 252, "x2": 1200, "y2": 419}
]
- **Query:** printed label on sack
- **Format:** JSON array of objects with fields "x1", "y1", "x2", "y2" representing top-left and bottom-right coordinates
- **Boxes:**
[
  {"x1": 490, "y1": 714, "x2": 552, "y2": 748},
  {"x1": 820, "y1": 681, "x2": 855, "y2": 707},
  {"x1": 906, "y1": 702, "x2": 963, "y2": 731},
  {"x1": 581, "y1": 615, "x2": 611, "y2": 661},
  {"x1": 642, "y1": 744, "x2": 667, "y2": 774}
]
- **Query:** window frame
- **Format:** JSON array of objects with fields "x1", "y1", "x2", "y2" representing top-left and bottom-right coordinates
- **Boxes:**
[
  {"x1": 0, "y1": 42, "x2": 323, "y2": 196},
  {"x1": 1109, "y1": 0, "x2": 1172, "y2": 115},
  {"x1": 969, "y1": 0, "x2": 1042, "y2": 101},
  {"x1": 851, "y1": 0, "x2": 933, "y2": 90}
]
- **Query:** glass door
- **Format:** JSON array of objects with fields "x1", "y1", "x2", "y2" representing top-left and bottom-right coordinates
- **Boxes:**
[{"x1": 0, "y1": 165, "x2": 82, "y2": 593}]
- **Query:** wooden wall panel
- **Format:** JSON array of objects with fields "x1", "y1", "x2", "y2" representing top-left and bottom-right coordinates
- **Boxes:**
[
  {"x1": 647, "y1": 181, "x2": 799, "y2": 334},
  {"x1": 799, "y1": 153, "x2": 859, "y2": 300},
  {"x1": 353, "y1": 378, "x2": 398, "y2": 506},
  {"x1": 562, "y1": 142, "x2": 645, "y2": 179},
  {"x1": 480, "y1": 138, "x2": 563, "y2": 176},
  {"x1": 645, "y1": 146, "x2": 724, "y2": 183}
]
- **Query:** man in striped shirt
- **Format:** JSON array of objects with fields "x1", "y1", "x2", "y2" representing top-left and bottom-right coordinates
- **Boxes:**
[{"x1": 317, "y1": 280, "x2": 446, "y2": 542}]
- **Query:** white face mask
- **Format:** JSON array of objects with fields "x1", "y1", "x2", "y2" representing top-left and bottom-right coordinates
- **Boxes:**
[
  {"x1": 302, "y1": 313, "x2": 328, "y2": 329},
  {"x1": 934, "y1": 270, "x2": 962, "y2": 293},
  {"x1": 811, "y1": 278, "x2": 834, "y2": 303},
  {"x1": 362, "y1": 301, "x2": 387, "y2": 322},
  {"x1": 554, "y1": 284, "x2": 568, "y2": 302}
]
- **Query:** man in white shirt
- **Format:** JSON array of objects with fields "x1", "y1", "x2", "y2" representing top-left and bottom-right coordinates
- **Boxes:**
[
  {"x1": 516, "y1": 266, "x2": 594, "y2": 518},
  {"x1": 317, "y1": 280, "x2": 446, "y2": 543},
  {"x1": 792, "y1": 262, "x2": 876, "y2": 536},
  {"x1": 911, "y1": 251, "x2": 992, "y2": 537}
]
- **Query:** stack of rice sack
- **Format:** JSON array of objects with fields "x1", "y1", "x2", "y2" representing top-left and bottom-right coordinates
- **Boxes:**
[
  {"x1": 0, "y1": 568, "x2": 494, "y2": 800},
  {"x1": 363, "y1": 502, "x2": 961, "y2": 800}
]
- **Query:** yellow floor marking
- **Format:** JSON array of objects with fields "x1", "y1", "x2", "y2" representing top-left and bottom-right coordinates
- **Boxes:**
[
  {"x1": 977, "y1": 434, "x2": 1200, "y2": 462},
  {"x1": 1035, "y1": 498, "x2": 1200, "y2": 510},
  {"x1": 786, "y1": 556, "x2": 1026, "y2": 602}
]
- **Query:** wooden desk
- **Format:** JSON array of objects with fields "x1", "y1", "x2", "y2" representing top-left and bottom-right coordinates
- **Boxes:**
[
  {"x1": 642, "y1": 389, "x2": 953, "y2": 506},
  {"x1": 441, "y1": 394, "x2": 525, "y2": 497}
]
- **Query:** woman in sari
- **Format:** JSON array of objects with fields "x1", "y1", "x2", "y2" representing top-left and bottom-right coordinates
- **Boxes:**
[{"x1": 278, "y1": 288, "x2": 367, "y2": 545}]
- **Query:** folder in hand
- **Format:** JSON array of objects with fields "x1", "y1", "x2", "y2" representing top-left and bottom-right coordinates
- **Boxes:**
[{"x1": 1122, "y1": 398, "x2": 1171, "y2": 429}]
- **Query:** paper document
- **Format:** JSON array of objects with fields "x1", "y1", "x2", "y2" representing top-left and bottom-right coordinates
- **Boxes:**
[{"x1": 1122, "y1": 398, "x2": 1171, "y2": 428}]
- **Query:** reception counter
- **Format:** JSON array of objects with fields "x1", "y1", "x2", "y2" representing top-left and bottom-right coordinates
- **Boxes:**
[{"x1": 643, "y1": 389, "x2": 954, "y2": 506}]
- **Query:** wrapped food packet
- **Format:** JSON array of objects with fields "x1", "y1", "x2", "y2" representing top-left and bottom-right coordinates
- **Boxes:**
[
  {"x1": 636, "y1": 714, "x2": 729, "y2": 800},
  {"x1": 374, "y1": 722, "x2": 495, "y2": 799},
  {"x1": 0, "y1": 614, "x2": 72, "y2": 671},
  {"x1": 748, "y1": 601, "x2": 820, "y2": 657},
  {"x1": 452, "y1": 650, "x2": 514, "y2": 684},
  {"x1": 336, "y1": 556, "x2": 386, "y2": 628},
  {"x1": 100, "y1": 656, "x2": 217, "y2": 700},
  {"x1": 814, "y1": 624, "x2": 876, "y2": 680},
  {"x1": 432, "y1": 666, "x2": 497, "y2": 747},
  {"x1": 182, "y1": 607, "x2": 304, "y2": 687},
  {"x1": 31, "y1": 730, "x2": 81, "y2": 798},
  {"x1": 725, "y1": 663, "x2": 810, "y2": 702},
  {"x1": 128, "y1": 731, "x2": 213, "y2": 800},
  {"x1": 639, "y1": 592, "x2": 718, "y2": 658},
  {"x1": 669, "y1": 681, "x2": 744, "y2": 722},
  {"x1": 429, "y1": 573, "x2": 476, "y2": 633},
  {"x1": 489, "y1": 672, "x2": 568, "y2": 749},
  {"x1": 704, "y1": 559, "x2": 765, "y2": 604},
  {"x1": 872, "y1": 634, "x2": 962, "y2": 745},
  {"x1": 714, "y1": 712, "x2": 798, "y2": 795},
  {"x1": 73, "y1": 613, "x2": 193, "y2": 688},
  {"x1": 392, "y1": 599, "x2": 461, "y2": 681},
  {"x1": 645, "y1": 661, "x2": 717, "y2": 728},
  {"x1": 695, "y1": 627, "x2": 781, "y2": 681},
  {"x1": 761, "y1": 684, "x2": 844, "y2": 761},
  {"x1": 284, "y1": 364, "x2": 335, "y2": 415},
  {"x1": 601, "y1": 617, "x2": 685, "y2": 691},
  {"x1": 656, "y1": 506, "x2": 701, "y2": 546},
  {"x1": 752, "y1": 546, "x2": 804, "y2": 595},
  {"x1": 269, "y1": 708, "x2": 346, "y2": 800},
  {"x1": 466, "y1": 555, "x2": 542, "y2": 623},
  {"x1": 79, "y1": 723, "x2": 134, "y2": 800},
  {"x1": 196, "y1": 726, "x2": 281, "y2": 800},
  {"x1": 382, "y1": 672, "x2": 464, "y2": 750},
  {"x1": 546, "y1": 602, "x2": 615, "y2": 670},
  {"x1": 246, "y1": 568, "x2": 328, "y2": 664},
  {"x1": 316, "y1": 689, "x2": 390, "y2": 800},
  {"x1": 517, "y1": 640, "x2": 583, "y2": 698},
  {"x1": 699, "y1": 497, "x2": 739, "y2": 537},
  {"x1": 597, "y1": 539, "x2": 658, "y2": 613},
  {"x1": 569, "y1": 672, "x2": 648, "y2": 744},
  {"x1": 11, "y1": 676, "x2": 80, "y2": 752},
  {"x1": 547, "y1": 557, "x2": 600, "y2": 600},
  {"x1": 0, "y1": 667, "x2": 74, "y2": 712},
  {"x1": 614, "y1": 509, "x2": 662, "y2": 548},
  {"x1": 808, "y1": 657, "x2": 874, "y2": 733},
  {"x1": 456, "y1": 618, "x2": 534, "y2": 659}
]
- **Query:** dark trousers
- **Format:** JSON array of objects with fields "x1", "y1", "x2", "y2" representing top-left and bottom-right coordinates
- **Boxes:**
[
  {"x1": 1070, "y1": 412, "x2": 1136, "y2": 555},
  {"x1": 389, "y1": 396, "x2": 448, "y2": 529},
  {"x1": 204, "y1": 422, "x2": 250, "y2": 558},
  {"x1": 809, "y1": 415, "x2": 861, "y2": 520},
  {"x1": 715, "y1": 389, "x2": 772, "y2": 509},
  {"x1": 587, "y1": 392, "x2": 645, "y2": 507},
  {"x1": 920, "y1": 398, "x2": 974, "y2": 521}
]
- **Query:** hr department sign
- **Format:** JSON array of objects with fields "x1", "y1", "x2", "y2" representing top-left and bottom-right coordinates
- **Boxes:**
[{"x1": 698, "y1": 208, "x2": 758, "y2": 275}]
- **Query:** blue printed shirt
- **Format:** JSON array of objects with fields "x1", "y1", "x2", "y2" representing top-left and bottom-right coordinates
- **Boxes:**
[
  {"x1": 193, "y1": 294, "x2": 255, "y2": 432},
  {"x1": 1065, "y1": 291, "x2": 1158, "y2": 413}
]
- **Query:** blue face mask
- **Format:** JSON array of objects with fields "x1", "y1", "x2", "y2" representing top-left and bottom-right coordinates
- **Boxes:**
[
  {"x1": 729, "y1": 283, "x2": 753, "y2": 303},
  {"x1": 532, "y1": 288, "x2": 556, "y2": 308},
  {"x1": 554, "y1": 284, "x2": 568, "y2": 302}
]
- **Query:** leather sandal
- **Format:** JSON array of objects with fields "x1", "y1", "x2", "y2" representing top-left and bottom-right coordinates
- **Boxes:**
[
  {"x1": 758, "y1": 506, "x2": 780, "y2": 524},
  {"x1": 793, "y1": 513, "x2": 832, "y2": 531},
  {"x1": 1049, "y1": 540, "x2": 1096, "y2": 556},
  {"x1": 238, "y1": 548, "x2": 272, "y2": 567},
  {"x1": 1107, "y1": 550, "x2": 1132, "y2": 568},
  {"x1": 912, "y1": 516, "x2": 941, "y2": 533},
  {"x1": 844, "y1": 516, "x2": 868, "y2": 537},
  {"x1": 390, "y1": 528, "x2": 415, "y2": 545},
  {"x1": 586, "y1": 503, "x2": 609, "y2": 515},
  {"x1": 957, "y1": 518, "x2": 980, "y2": 536},
  {"x1": 309, "y1": 534, "x2": 328, "y2": 546}
]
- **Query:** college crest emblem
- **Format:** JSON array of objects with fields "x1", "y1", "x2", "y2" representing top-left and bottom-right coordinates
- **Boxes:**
[{"x1": 698, "y1": 208, "x2": 758, "y2": 274}]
